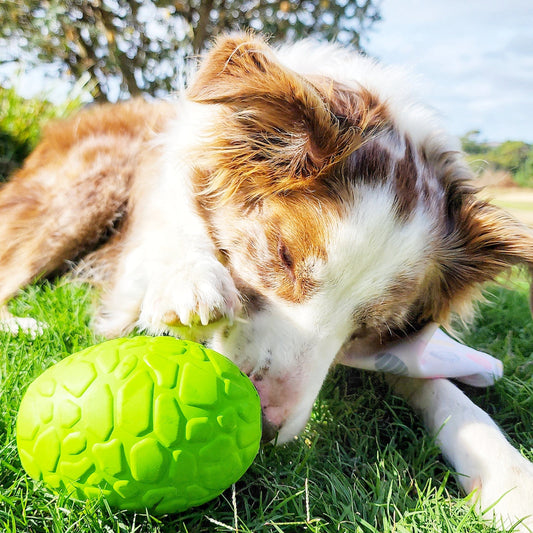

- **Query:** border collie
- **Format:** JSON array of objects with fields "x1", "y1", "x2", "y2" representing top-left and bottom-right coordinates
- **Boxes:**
[{"x1": 1, "y1": 33, "x2": 532, "y2": 528}]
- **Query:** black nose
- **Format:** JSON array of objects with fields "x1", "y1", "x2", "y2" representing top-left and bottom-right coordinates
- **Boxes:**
[{"x1": 261, "y1": 412, "x2": 280, "y2": 443}]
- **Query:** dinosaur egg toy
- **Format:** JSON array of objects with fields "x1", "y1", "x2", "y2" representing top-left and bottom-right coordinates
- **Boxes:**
[{"x1": 16, "y1": 336, "x2": 261, "y2": 514}]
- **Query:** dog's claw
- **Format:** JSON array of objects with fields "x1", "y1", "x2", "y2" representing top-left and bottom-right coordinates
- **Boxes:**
[
  {"x1": 138, "y1": 255, "x2": 240, "y2": 335},
  {"x1": 199, "y1": 303, "x2": 210, "y2": 326},
  {"x1": 227, "y1": 306, "x2": 235, "y2": 326}
]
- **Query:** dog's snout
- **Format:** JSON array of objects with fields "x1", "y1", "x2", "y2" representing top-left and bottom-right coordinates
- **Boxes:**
[{"x1": 261, "y1": 411, "x2": 280, "y2": 443}]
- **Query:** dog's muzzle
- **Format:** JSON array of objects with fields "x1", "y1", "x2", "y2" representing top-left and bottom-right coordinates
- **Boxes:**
[{"x1": 261, "y1": 411, "x2": 280, "y2": 443}]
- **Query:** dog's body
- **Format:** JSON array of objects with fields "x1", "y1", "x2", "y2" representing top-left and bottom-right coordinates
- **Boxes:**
[{"x1": 2, "y1": 34, "x2": 533, "y2": 527}]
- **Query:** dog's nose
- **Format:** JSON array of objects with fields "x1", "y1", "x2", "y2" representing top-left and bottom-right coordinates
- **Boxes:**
[{"x1": 261, "y1": 411, "x2": 280, "y2": 443}]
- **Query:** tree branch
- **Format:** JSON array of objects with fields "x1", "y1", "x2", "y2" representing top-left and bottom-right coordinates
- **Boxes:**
[
  {"x1": 97, "y1": 6, "x2": 142, "y2": 98},
  {"x1": 192, "y1": 0, "x2": 216, "y2": 53}
]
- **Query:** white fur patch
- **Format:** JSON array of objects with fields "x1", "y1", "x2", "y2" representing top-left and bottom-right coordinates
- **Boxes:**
[
  {"x1": 0, "y1": 316, "x2": 46, "y2": 337},
  {"x1": 304, "y1": 184, "x2": 433, "y2": 334},
  {"x1": 212, "y1": 183, "x2": 435, "y2": 442}
]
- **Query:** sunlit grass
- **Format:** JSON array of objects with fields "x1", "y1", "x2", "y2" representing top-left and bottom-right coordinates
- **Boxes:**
[{"x1": 1, "y1": 275, "x2": 532, "y2": 532}]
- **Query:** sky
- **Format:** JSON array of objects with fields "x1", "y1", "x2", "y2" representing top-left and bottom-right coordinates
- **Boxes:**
[
  {"x1": 2, "y1": 1, "x2": 532, "y2": 143},
  {"x1": 364, "y1": 0, "x2": 533, "y2": 143}
]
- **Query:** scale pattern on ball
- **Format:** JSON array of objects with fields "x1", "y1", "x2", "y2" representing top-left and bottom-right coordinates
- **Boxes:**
[{"x1": 17, "y1": 336, "x2": 261, "y2": 513}]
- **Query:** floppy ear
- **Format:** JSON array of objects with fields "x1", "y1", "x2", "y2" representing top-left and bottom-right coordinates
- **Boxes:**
[
  {"x1": 187, "y1": 33, "x2": 375, "y2": 202},
  {"x1": 436, "y1": 181, "x2": 533, "y2": 320}
]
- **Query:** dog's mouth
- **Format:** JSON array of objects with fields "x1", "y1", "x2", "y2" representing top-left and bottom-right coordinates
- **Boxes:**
[
  {"x1": 260, "y1": 411, "x2": 281, "y2": 443},
  {"x1": 243, "y1": 370, "x2": 281, "y2": 443},
  {"x1": 211, "y1": 306, "x2": 325, "y2": 444}
]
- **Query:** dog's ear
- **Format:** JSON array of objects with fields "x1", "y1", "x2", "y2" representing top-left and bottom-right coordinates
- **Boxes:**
[
  {"x1": 188, "y1": 33, "x2": 378, "y2": 202},
  {"x1": 188, "y1": 33, "x2": 288, "y2": 105},
  {"x1": 435, "y1": 177, "x2": 533, "y2": 321}
]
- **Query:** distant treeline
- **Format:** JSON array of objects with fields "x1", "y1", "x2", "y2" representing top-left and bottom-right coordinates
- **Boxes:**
[{"x1": 462, "y1": 131, "x2": 533, "y2": 188}]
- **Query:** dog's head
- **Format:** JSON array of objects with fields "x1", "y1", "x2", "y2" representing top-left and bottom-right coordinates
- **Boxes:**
[{"x1": 187, "y1": 33, "x2": 533, "y2": 442}]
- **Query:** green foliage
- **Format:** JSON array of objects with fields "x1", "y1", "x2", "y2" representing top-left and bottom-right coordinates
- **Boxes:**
[
  {"x1": 461, "y1": 131, "x2": 533, "y2": 187},
  {"x1": 0, "y1": 86, "x2": 81, "y2": 181},
  {"x1": 515, "y1": 155, "x2": 533, "y2": 188},
  {"x1": 1, "y1": 275, "x2": 532, "y2": 531},
  {"x1": 0, "y1": 0, "x2": 381, "y2": 102},
  {"x1": 486, "y1": 141, "x2": 531, "y2": 172},
  {"x1": 0, "y1": 86, "x2": 53, "y2": 181},
  {"x1": 460, "y1": 130, "x2": 485, "y2": 155}
]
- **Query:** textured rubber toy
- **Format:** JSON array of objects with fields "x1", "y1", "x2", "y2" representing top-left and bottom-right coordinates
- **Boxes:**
[{"x1": 16, "y1": 336, "x2": 261, "y2": 514}]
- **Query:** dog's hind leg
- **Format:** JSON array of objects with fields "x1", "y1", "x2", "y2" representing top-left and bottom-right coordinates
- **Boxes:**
[
  {"x1": 390, "y1": 376, "x2": 533, "y2": 531},
  {"x1": 0, "y1": 115, "x2": 151, "y2": 333},
  {"x1": 0, "y1": 163, "x2": 131, "y2": 334},
  {"x1": 0, "y1": 162, "x2": 130, "y2": 301},
  {"x1": 0, "y1": 100, "x2": 174, "y2": 335}
]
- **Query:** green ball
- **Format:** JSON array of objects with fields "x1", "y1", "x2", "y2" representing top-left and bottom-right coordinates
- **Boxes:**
[{"x1": 16, "y1": 336, "x2": 261, "y2": 514}]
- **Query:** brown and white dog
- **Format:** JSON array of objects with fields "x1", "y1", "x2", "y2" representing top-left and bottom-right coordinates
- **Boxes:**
[{"x1": 1, "y1": 33, "x2": 533, "y2": 527}]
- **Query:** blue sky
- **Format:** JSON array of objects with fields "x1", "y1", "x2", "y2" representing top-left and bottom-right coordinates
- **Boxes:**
[
  {"x1": 3, "y1": 1, "x2": 532, "y2": 143},
  {"x1": 365, "y1": 0, "x2": 533, "y2": 142}
]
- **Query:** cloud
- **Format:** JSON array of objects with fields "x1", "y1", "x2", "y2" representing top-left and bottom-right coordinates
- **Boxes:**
[{"x1": 366, "y1": 0, "x2": 533, "y2": 142}]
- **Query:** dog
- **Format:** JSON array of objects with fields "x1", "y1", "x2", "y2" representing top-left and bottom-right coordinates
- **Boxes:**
[{"x1": 2, "y1": 33, "x2": 533, "y2": 528}]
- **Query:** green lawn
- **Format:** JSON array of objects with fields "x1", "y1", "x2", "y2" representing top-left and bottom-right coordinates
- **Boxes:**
[
  {"x1": 1, "y1": 276, "x2": 532, "y2": 532},
  {"x1": 494, "y1": 199, "x2": 533, "y2": 218}
]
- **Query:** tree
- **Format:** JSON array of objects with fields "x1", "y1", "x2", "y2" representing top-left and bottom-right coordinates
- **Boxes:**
[
  {"x1": 460, "y1": 130, "x2": 485, "y2": 155},
  {"x1": 0, "y1": 0, "x2": 381, "y2": 102},
  {"x1": 461, "y1": 133, "x2": 533, "y2": 188}
]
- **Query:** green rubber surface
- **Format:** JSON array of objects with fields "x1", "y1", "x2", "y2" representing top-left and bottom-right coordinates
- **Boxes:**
[{"x1": 16, "y1": 337, "x2": 261, "y2": 514}]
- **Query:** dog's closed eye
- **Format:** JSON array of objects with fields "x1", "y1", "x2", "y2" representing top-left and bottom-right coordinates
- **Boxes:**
[{"x1": 277, "y1": 238, "x2": 295, "y2": 280}]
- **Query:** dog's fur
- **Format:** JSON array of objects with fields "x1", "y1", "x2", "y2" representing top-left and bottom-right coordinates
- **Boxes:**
[{"x1": 2, "y1": 33, "x2": 533, "y2": 526}]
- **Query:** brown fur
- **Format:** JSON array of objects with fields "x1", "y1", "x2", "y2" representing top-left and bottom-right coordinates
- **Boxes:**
[
  {"x1": 393, "y1": 141, "x2": 420, "y2": 219},
  {"x1": 0, "y1": 100, "x2": 173, "y2": 303},
  {"x1": 1, "y1": 32, "x2": 533, "y2": 354},
  {"x1": 188, "y1": 34, "x2": 386, "y2": 207}
]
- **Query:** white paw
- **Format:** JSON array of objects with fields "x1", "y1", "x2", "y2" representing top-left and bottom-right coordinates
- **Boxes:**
[
  {"x1": 0, "y1": 316, "x2": 47, "y2": 337},
  {"x1": 475, "y1": 450, "x2": 533, "y2": 531},
  {"x1": 138, "y1": 257, "x2": 240, "y2": 334}
]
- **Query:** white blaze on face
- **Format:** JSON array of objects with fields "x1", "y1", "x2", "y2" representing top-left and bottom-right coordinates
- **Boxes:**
[
  {"x1": 212, "y1": 183, "x2": 435, "y2": 442},
  {"x1": 316, "y1": 185, "x2": 434, "y2": 334}
]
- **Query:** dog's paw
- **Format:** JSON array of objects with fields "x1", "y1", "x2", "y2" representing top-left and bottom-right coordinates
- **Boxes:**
[
  {"x1": 138, "y1": 257, "x2": 240, "y2": 334},
  {"x1": 0, "y1": 316, "x2": 47, "y2": 337},
  {"x1": 474, "y1": 449, "x2": 533, "y2": 531}
]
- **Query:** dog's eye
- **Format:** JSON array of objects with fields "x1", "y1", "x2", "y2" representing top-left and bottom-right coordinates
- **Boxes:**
[{"x1": 278, "y1": 239, "x2": 295, "y2": 280}]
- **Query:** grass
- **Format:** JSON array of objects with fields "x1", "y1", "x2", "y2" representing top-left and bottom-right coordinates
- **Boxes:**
[
  {"x1": 493, "y1": 200, "x2": 533, "y2": 215},
  {"x1": 1, "y1": 275, "x2": 532, "y2": 532},
  {"x1": 1, "y1": 89, "x2": 531, "y2": 532}
]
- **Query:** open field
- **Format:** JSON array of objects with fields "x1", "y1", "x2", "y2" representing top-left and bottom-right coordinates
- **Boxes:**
[{"x1": 481, "y1": 187, "x2": 533, "y2": 226}]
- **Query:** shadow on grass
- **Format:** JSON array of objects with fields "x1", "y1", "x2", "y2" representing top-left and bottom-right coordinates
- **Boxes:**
[{"x1": 0, "y1": 127, "x2": 32, "y2": 182}]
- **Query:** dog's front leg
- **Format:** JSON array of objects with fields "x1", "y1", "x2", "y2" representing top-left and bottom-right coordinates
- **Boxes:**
[
  {"x1": 94, "y1": 110, "x2": 240, "y2": 338},
  {"x1": 94, "y1": 173, "x2": 239, "y2": 337},
  {"x1": 389, "y1": 376, "x2": 533, "y2": 530}
]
